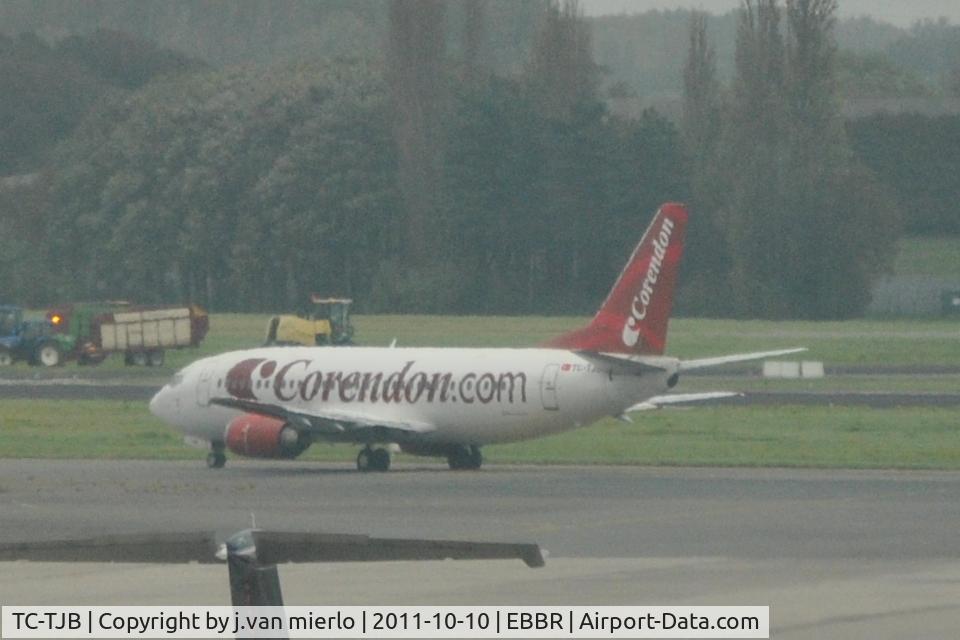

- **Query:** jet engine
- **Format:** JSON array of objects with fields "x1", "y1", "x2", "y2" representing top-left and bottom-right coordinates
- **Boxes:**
[{"x1": 224, "y1": 414, "x2": 309, "y2": 459}]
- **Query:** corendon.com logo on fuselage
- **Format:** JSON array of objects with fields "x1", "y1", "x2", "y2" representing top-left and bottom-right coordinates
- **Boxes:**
[
  {"x1": 622, "y1": 216, "x2": 675, "y2": 348},
  {"x1": 224, "y1": 358, "x2": 528, "y2": 406}
]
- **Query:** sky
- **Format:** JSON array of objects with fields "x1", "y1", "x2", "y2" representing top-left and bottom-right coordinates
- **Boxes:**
[{"x1": 581, "y1": 0, "x2": 960, "y2": 27}]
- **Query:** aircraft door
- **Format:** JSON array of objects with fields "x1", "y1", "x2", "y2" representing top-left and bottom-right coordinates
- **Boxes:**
[
  {"x1": 196, "y1": 368, "x2": 213, "y2": 406},
  {"x1": 540, "y1": 364, "x2": 560, "y2": 411}
]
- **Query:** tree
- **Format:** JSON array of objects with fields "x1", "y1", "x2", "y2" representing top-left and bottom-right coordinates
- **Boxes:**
[
  {"x1": 885, "y1": 18, "x2": 960, "y2": 86},
  {"x1": 41, "y1": 60, "x2": 398, "y2": 311},
  {"x1": 461, "y1": 0, "x2": 488, "y2": 86},
  {"x1": 950, "y1": 60, "x2": 960, "y2": 96},
  {"x1": 678, "y1": 11, "x2": 730, "y2": 315},
  {"x1": 723, "y1": 0, "x2": 792, "y2": 316},
  {"x1": 0, "y1": 30, "x2": 205, "y2": 176},
  {"x1": 521, "y1": 0, "x2": 607, "y2": 311},
  {"x1": 848, "y1": 114, "x2": 960, "y2": 235},
  {"x1": 835, "y1": 50, "x2": 934, "y2": 98},
  {"x1": 785, "y1": 0, "x2": 839, "y2": 137},
  {"x1": 444, "y1": 72, "x2": 687, "y2": 315},
  {"x1": 0, "y1": 33, "x2": 106, "y2": 174},
  {"x1": 443, "y1": 77, "x2": 547, "y2": 313},
  {"x1": 718, "y1": 0, "x2": 899, "y2": 318},
  {"x1": 386, "y1": 0, "x2": 448, "y2": 267},
  {"x1": 0, "y1": 174, "x2": 53, "y2": 305},
  {"x1": 526, "y1": 0, "x2": 598, "y2": 123}
]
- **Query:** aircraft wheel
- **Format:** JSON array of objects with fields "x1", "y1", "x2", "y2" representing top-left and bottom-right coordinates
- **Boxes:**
[
  {"x1": 206, "y1": 451, "x2": 226, "y2": 469},
  {"x1": 447, "y1": 445, "x2": 481, "y2": 471},
  {"x1": 356, "y1": 447, "x2": 373, "y2": 472},
  {"x1": 466, "y1": 445, "x2": 482, "y2": 470},
  {"x1": 371, "y1": 448, "x2": 391, "y2": 472},
  {"x1": 447, "y1": 449, "x2": 463, "y2": 470}
]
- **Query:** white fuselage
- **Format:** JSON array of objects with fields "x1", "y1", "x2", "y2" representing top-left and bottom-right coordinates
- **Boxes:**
[{"x1": 150, "y1": 347, "x2": 678, "y2": 447}]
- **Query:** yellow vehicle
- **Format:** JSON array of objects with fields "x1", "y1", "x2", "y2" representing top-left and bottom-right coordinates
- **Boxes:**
[{"x1": 264, "y1": 297, "x2": 355, "y2": 346}]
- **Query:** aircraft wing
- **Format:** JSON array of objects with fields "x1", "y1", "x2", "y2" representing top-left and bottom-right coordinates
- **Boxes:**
[
  {"x1": 679, "y1": 348, "x2": 806, "y2": 372},
  {"x1": 209, "y1": 397, "x2": 436, "y2": 435},
  {"x1": 627, "y1": 391, "x2": 741, "y2": 412},
  {"x1": 0, "y1": 531, "x2": 221, "y2": 563},
  {"x1": 251, "y1": 531, "x2": 545, "y2": 568},
  {"x1": 0, "y1": 529, "x2": 543, "y2": 568}
]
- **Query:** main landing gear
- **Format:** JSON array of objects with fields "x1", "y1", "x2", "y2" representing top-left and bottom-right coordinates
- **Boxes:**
[
  {"x1": 447, "y1": 445, "x2": 482, "y2": 471},
  {"x1": 207, "y1": 441, "x2": 226, "y2": 469},
  {"x1": 356, "y1": 446, "x2": 391, "y2": 472}
]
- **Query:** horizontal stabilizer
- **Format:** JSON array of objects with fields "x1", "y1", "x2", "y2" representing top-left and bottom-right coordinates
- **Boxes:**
[
  {"x1": 680, "y1": 348, "x2": 807, "y2": 372},
  {"x1": 627, "y1": 391, "x2": 741, "y2": 412},
  {"x1": 576, "y1": 351, "x2": 668, "y2": 374}
]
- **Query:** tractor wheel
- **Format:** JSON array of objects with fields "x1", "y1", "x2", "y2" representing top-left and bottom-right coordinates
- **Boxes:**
[
  {"x1": 0, "y1": 348, "x2": 12, "y2": 366},
  {"x1": 35, "y1": 342, "x2": 61, "y2": 367}
]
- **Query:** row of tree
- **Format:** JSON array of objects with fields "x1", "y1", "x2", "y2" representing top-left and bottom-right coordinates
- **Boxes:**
[
  {"x1": 679, "y1": 0, "x2": 901, "y2": 318},
  {"x1": 0, "y1": 0, "x2": 546, "y2": 74},
  {"x1": 0, "y1": 0, "x2": 951, "y2": 319},
  {"x1": 848, "y1": 113, "x2": 960, "y2": 236},
  {"x1": 2, "y1": 2, "x2": 685, "y2": 316},
  {"x1": 590, "y1": 9, "x2": 960, "y2": 99},
  {"x1": 4, "y1": 1, "x2": 957, "y2": 98}
]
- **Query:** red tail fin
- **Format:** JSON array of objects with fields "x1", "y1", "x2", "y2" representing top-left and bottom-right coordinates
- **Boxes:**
[{"x1": 544, "y1": 203, "x2": 687, "y2": 355}]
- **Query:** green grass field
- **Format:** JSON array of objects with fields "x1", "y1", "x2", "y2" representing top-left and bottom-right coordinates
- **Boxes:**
[
  {"x1": 5, "y1": 313, "x2": 960, "y2": 377},
  {"x1": 681, "y1": 374, "x2": 960, "y2": 394},
  {"x1": 0, "y1": 399, "x2": 956, "y2": 470}
]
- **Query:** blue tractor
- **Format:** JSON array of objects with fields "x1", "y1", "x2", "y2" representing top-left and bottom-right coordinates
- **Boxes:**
[{"x1": 0, "y1": 305, "x2": 72, "y2": 367}]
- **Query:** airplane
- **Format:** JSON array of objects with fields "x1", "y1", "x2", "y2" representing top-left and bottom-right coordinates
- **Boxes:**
[{"x1": 149, "y1": 203, "x2": 803, "y2": 472}]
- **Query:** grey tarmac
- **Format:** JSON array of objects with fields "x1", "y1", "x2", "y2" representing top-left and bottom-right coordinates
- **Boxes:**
[{"x1": 1, "y1": 460, "x2": 959, "y2": 638}]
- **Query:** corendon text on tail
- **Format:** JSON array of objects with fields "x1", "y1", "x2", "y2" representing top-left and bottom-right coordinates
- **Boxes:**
[{"x1": 149, "y1": 203, "x2": 804, "y2": 472}]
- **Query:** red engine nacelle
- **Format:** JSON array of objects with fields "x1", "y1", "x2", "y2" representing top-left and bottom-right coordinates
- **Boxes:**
[{"x1": 224, "y1": 414, "x2": 308, "y2": 459}]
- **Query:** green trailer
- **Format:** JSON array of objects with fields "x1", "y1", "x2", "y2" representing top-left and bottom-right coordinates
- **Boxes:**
[{"x1": 46, "y1": 302, "x2": 209, "y2": 366}]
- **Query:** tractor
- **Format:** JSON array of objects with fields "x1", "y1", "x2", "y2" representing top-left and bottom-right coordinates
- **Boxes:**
[
  {"x1": 264, "y1": 296, "x2": 355, "y2": 347},
  {"x1": 0, "y1": 305, "x2": 75, "y2": 367}
]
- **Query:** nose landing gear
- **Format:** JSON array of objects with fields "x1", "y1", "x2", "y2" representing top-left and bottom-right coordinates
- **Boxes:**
[{"x1": 206, "y1": 441, "x2": 226, "y2": 468}]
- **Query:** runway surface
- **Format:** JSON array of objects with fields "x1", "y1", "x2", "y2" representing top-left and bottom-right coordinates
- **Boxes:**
[{"x1": 2, "y1": 460, "x2": 959, "y2": 638}]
